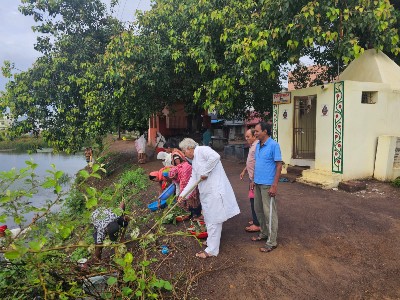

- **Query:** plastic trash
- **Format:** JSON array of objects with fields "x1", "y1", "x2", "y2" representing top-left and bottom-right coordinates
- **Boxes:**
[{"x1": 161, "y1": 245, "x2": 169, "y2": 255}]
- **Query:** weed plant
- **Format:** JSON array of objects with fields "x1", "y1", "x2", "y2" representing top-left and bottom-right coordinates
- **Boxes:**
[{"x1": 392, "y1": 176, "x2": 400, "y2": 188}]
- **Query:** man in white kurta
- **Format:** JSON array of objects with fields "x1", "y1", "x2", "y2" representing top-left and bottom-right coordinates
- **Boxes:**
[{"x1": 179, "y1": 140, "x2": 240, "y2": 258}]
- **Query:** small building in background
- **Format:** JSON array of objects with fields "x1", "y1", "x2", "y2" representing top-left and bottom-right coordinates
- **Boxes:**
[
  {"x1": 148, "y1": 103, "x2": 211, "y2": 146},
  {"x1": 0, "y1": 115, "x2": 12, "y2": 131},
  {"x1": 275, "y1": 49, "x2": 400, "y2": 188}
]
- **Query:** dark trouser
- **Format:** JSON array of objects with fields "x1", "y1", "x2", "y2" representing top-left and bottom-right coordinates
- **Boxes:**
[
  {"x1": 250, "y1": 198, "x2": 260, "y2": 226},
  {"x1": 189, "y1": 204, "x2": 202, "y2": 218}
]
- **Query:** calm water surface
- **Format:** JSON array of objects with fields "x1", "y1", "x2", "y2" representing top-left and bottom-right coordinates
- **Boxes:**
[{"x1": 0, "y1": 151, "x2": 86, "y2": 227}]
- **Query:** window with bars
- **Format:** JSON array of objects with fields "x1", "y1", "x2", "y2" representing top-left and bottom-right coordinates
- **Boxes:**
[{"x1": 361, "y1": 91, "x2": 377, "y2": 104}]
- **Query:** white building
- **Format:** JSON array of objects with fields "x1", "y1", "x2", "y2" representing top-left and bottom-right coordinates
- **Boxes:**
[
  {"x1": 0, "y1": 115, "x2": 11, "y2": 131},
  {"x1": 274, "y1": 49, "x2": 400, "y2": 188}
]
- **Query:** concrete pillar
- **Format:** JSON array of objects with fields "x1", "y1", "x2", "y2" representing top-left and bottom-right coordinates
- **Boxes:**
[{"x1": 374, "y1": 135, "x2": 397, "y2": 181}]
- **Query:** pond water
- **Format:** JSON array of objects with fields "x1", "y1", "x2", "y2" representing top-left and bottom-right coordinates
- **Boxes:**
[{"x1": 0, "y1": 150, "x2": 86, "y2": 227}]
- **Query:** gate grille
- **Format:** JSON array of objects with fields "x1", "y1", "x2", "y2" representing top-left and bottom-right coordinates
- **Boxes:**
[{"x1": 293, "y1": 96, "x2": 316, "y2": 159}]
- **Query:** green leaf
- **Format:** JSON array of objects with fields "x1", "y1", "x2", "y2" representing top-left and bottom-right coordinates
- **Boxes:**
[
  {"x1": 153, "y1": 280, "x2": 163, "y2": 288},
  {"x1": 79, "y1": 170, "x2": 90, "y2": 179},
  {"x1": 55, "y1": 171, "x2": 63, "y2": 179},
  {"x1": 55, "y1": 185, "x2": 62, "y2": 194},
  {"x1": 60, "y1": 226, "x2": 73, "y2": 239},
  {"x1": 260, "y1": 61, "x2": 270, "y2": 72},
  {"x1": 29, "y1": 241, "x2": 42, "y2": 251},
  {"x1": 42, "y1": 179, "x2": 56, "y2": 188},
  {"x1": 86, "y1": 197, "x2": 98, "y2": 209},
  {"x1": 141, "y1": 260, "x2": 150, "y2": 267},
  {"x1": 107, "y1": 277, "x2": 118, "y2": 286},
  {"x1": 86, "y1": 189, "x2": 96, "y2": 200},
  {"x1": 124, "y1": 252, "x2": 133, "y2": 264},
  {"x1": 14, "y1": 215, "x2": 22, "y2": 225},
  {"x1": 0, "y1": 214, "x2": 6, "y2": 223},
  {"x1": 90, "y1": 173, "x2": 101, "y2": 179},
  {"x1": 135, "y1": 291, "x2": 143, "y2": 297},
  {"x1": 4, "y1": 251, "x2": 21, "y2": 260},
  {"x1": 122, "y1": 287, "x2": 133, "y2": 296},
  {"x1": 92, "y1": 164, "x2": 100, "y2": 172},
  {"x1": 163, "y1": 281, "x2": 173, "y2": 291},
  {"x1": 123, "y1": 269, "x2": 137, "y2": 282}
]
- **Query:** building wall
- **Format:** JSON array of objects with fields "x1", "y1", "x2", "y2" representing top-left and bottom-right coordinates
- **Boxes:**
[
  {"x1": 0, "y1": 116, "x2": 11, "y2": 131},
  {"x1": 277, "y1": 80, "x2": 400, "y2": 181},
  {"x1": 342, "y1": 81, "x2": 400, "y2": 180}
]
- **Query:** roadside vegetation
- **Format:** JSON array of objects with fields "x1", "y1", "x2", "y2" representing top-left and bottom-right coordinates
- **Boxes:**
[{"x1": 0, "y1": 152, "x2": 204, "y2": 299}]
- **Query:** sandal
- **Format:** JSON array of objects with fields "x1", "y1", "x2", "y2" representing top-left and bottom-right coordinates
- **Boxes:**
[
  {"x1": 251, "y1": 236, "x2": 268, "y2": 242},
  {"x1": 195, "y1": 250, "x2": 211, "y2": 259},
  {"x1": 248, "y1": 221, "x2": 253, "y2": 225},
  {"x1": 245, "y1": 225, "x2": 261, "y2": 232},
  {"x1": 259, "y1": 245, "x2": 277, "y2": 253},
  {"x1": 202, "y1": 241, "x2": 207, "y2": 247}
]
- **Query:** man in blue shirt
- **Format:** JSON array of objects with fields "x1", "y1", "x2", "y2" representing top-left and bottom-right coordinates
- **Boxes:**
[{"x1": 250, "y1": 122, "x2": 282, "y2": 252}]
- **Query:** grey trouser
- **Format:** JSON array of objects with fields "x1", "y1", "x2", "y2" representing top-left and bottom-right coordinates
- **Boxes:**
[{"x1": 254, "y1": 184, "x2": 278, "y2": 247}]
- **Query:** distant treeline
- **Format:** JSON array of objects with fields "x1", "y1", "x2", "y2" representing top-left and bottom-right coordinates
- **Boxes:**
[{"x1": 0, "y1": 136, "x2": 49, "y2": 152}]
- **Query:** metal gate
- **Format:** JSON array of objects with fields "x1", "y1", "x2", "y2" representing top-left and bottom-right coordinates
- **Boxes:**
[{"x1": 293, "y1": 96, "x2": 317, "y2": 159}]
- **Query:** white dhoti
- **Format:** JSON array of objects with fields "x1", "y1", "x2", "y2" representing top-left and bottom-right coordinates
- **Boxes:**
[
  {"x1": 180, "y1": 146, "x2": 240, "y2": 258},
  {"x1": 205, "y1": 223, "x2": 223, "y2": 256}
]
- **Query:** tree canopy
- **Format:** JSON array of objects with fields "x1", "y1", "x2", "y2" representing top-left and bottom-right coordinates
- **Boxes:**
[
  {"x1": 1, "y1": 0, "x2": 123, "y2": 152},
  {"x1": 1, "y1": 0, "x2": 399, "y2": 151}
]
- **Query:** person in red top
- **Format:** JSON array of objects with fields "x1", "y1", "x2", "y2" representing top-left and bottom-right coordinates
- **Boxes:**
[
  {"x1": 168, "y1": 150, "x2": 202, "y2": 219},
  {"x1": 149, "y1": 166, "x2": 171, "y2": 193}
]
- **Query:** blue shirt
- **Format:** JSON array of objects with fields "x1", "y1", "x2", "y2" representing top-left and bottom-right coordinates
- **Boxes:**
[{"x1": 254, "y1": 137, "x2": 282, "y2": 185}]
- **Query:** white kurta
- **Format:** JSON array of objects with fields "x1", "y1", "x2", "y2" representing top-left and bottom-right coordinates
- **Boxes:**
[{"x1": 181, "y1": 146, "x2": 240, "y2": 225}]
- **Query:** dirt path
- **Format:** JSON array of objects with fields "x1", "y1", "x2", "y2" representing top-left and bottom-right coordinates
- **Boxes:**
[{"x1": 109, "y1": 140, "x2": 400, "y2": 299}]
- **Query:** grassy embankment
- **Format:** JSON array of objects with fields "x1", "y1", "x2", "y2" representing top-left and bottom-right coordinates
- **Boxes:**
[{"x1": 0, "y1": 136, "x2": 50, "y2": 152}]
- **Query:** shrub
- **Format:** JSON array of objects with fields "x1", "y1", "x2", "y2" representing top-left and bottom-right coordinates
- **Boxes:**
[
  {"x1": 0, "y1": 161, "x2": 176, "y2": 299},
  {"x1": 392, "y1": 176, "x2": 400, "y2": 188},
  {"x1": 64, "y1": 188, "x2": 87, "y2": 215}
]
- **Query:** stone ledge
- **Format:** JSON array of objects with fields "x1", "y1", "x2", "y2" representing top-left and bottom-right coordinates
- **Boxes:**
[
  {"x1": 287, "y1": 165, "x2": 309, "y2": 176},
  {"x1": 297, "y1": 169, "x2": 342, "y2": 189},
  {"x1": 338, "y1": 181, "x2": 367, "y2": 193}
]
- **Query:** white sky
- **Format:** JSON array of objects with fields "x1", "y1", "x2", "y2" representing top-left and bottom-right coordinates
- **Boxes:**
[
  {"x1": 0, "y1": 0, "x2": 152, "y2": 91},
  {"x1": 0, "y1": 0, "x2": 310, "y2": 92}
]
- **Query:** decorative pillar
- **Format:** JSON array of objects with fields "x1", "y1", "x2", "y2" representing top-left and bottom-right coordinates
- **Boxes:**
[
  {"x1": 272, "y1": 104, "x2": 279, "y2": 141},
  {"x1": 332, "y1": 81, "x2": 344, "y2": 174}
]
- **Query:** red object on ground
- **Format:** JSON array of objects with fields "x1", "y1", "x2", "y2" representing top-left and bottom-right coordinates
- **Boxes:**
[{"x1": 190, "y1": 231, "x2": 208, "y2": 239}]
